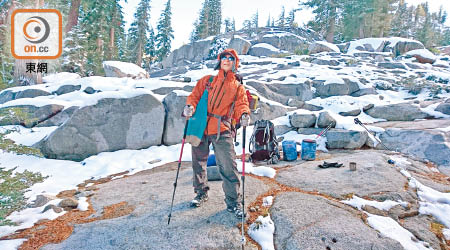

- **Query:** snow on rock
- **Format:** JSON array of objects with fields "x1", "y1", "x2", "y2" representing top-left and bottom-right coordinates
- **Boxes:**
[
  {"x1": 103, "y1": 61, "x2": 149, "y2": 79},
  {"x1": 406, "y1": 49, "x2": 437, "y2": 64},
  {"x1": 347, "y1": 37, "x2": 424, "y2": 56},
  {"x1": 43, "y1": 72, "x2": 81, "y2": 83},
  {"x1": 249, "y1": 43, "x2": 286, "y2": 57},
  {"x1": 342, "y1": 195, "x2": 408, "y2": 211},
  {"x1": 367, "y1": 214, "x2": 431, "y2": 250},
  {"x1": 248, "y1": 215, "x2": 275, "y2": 250},
  {"x1": 309, "y1": 41, "x2": 341, "y2": 54}
]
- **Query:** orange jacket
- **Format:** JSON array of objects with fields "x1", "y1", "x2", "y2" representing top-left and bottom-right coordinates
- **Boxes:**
[{"x1": 186, "y1": 49, "x2": 250, "y2": 136}]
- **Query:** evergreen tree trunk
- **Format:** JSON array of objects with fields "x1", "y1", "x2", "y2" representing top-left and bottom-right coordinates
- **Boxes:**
[
  {"x1": 108, "y1": 27, "x2": 115, "y2": 60},
  {"x1": 65, "y1": 0, "x2": 81, "y2": 33},
  {"x1": 325, "y1": 0, "x2": 336, "y2": 43},
  {"x1": 136, "y1": 43, "x2": 142, "y2": 67}
]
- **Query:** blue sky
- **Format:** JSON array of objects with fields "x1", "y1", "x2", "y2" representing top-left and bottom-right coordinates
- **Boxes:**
[{"x1": 119, "y1": 0, "x2": 450, "y2": 51}]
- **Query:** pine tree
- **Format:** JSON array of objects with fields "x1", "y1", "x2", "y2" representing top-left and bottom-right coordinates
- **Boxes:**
[
  {"x1": 126, "y1": 0, "x2": 151, "y2": 67},
  {"x1": 390, "y1": 0, "x2": 409, "y2": 37},
  {"x1": 0, "y1": 0, "x2": 14, "y2": 88},
  {"x1": 224, "y1": 18, "x2": 232, "y2": 33},
  {"x1": 191, "y1": 0, "x2": 222, "y2": 41},
  {"x1": 267, "y1": 14, "x2": 271, "y2": 27},
  {"x1": 252, "y1": 10, "x2": 259, "y2": 30},
  {"x1": 208, "y1": 36, "x2": 228, "y2": 59},
  {"x1": 61, "y1": 25, "x2": 88, "y2": 74},
  {"x1": 156, "y1": 0, "x2": 174, "y2": 61},
  {"x1": 301, "y1": 0, "x2": 340, "y2": 42},
  {"x1": 80, "y1": 0, "x2": 125, "y2": 75},
  {"x1": 144, "y1": 27, "x2": 156, "y2": 66},
  {"x1": 243, "y1": 19, "x2": 252, "y2": 37},
  {"x1": 339, "y1": 0, "x2": 374, "y2": 41},
  {"x1": 278, "y1": 6, "x2": 285, "y2": 27},
  {"x1": 232, "y1": 18, "x2": 236, "y2": 32},
  {"x1": 287, "y1": 9, "x2": 296, "y2": 27}
]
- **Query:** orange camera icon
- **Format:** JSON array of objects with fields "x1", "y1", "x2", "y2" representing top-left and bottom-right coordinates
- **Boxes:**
[{"x1": 11, "y1": 9, "x2": 62, "y2": 59}]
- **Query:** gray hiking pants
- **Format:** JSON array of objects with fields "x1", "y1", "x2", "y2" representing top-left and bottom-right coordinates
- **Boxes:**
[{"x1": 191, "y1": 131, "x2": 240, "y2": 207}]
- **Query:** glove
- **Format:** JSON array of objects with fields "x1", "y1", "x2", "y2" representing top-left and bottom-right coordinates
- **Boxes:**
[
  {"x1": 240, "y1": 113, "x2": 250, "y2": 127},
  {"x1": 183, "y1": 105, "x2": 194, "y2": 117}
]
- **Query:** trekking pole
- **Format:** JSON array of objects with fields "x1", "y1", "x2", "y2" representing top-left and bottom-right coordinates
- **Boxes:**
[
  {"x1": 315, "y1": 123, "x2": 333, "y2": 139},
  {"x1": 168, "y1": 118, "x2": 189, "y2": 225},
  {"x1": 354, "y1": 118, "x2": 393, "y2": 152},
  {"x1": 241, "y1": 125, "x2": 246, "y2": 249}
]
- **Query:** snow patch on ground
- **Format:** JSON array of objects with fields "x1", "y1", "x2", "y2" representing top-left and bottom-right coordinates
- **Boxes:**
[
  {"x1": 1, "y1": 125, "x2": 58, "y2": 146},
  {"x1": 77, "y1": 197, "x2": 89, "y2": 211},
  {"x1": 236, "y1": 160, "x2": 276, "y2": 178},
  {"x1": 248, "y1": 215, "x2": 275, "y2": 250},
  {"x1": 367, "y1": 214, "x2": 430, "y2": 250},
  {"x1": 103, "y1": 61, "x2": 147, "y2": 76},
  {"x1": 263, "y1": 196, "x2": 273, "y2": 207},
  {"x1": 0, "y1": 199, "x2": 65, "y2": 238},
  {"x1": 0, "y1": 239, "x2": 27, "y2": 250},
  {"x1": 342, "y1": 195, "x2": 408, "y2": 211}
]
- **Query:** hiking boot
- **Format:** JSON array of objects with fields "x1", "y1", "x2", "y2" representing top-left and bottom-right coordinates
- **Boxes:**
[
  {"x1": 227, "y1": 203, "x2": 245, "y2": 219},
  {"x1": 190, "y1": 192, "x2": 208, "y2": 207}
]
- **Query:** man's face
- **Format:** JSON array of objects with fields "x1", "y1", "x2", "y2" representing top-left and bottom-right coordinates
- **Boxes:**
[{"x1": 220, "y1": 54, "x2": 234, "y2": 72}]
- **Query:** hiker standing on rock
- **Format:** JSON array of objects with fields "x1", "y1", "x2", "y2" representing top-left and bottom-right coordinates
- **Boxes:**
[{"x1": 183, "y1": 49, "x2": 250, "y2": 219}]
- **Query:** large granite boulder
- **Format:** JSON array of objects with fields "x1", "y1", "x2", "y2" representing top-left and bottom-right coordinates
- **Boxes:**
[
  {"x1": 250, "y1": 101, "x2": 292, "y2": 124},
  {"x1": 313, "y1": 79, "x2": 359, "y2": 97},
  {"x1": 289, "y1": 113, "x2": 316, "y2": 128},
  {"x1": 103, "y1": 61, "x2": 149, "y2": 79},
  {"x1": 36, "y1": 94, "x2": 165, "y2": 161},
  {"x1": 390, "y1": 40, "x2": 425, "y2": 57},
  {"x1": 53, "y1": 85, "x2": 81, "y2": 96},
  {"x1": 36, "y1": 106, "x2": 79, "y2": 127},
  {"x1": 258, "y1": 32, "x2": 309, "y2": 52},
  {"x1": 0, "y1": 104, "x2": 64, "y2": 128},
  {"x1": 0, "y1": 89, "x2": 51, "y2": 105},
  {"x1": 317, "y1": 111, "x2": 336, "y2": 128},
  {"x1": 228, "y1": 36, "x2": 251, "y2": 55},
  {"x1": 162, "y1": 38, "x2": 213, "y2": 68},
  {"x1": 405, "y1": 49, "x2": 437, "y2": 64},
  {"x1": 373, "y1": 128, "x2": 450, "y2": 171},
  {"x1": 325, "y1": 129, "x2": 368, "y2": 149},
  {"x1": 365, "y1": 103, "x2": 429, "y2": 121},
  {"x1": 162, "y1": 91, "x2": 188, "y2": 145},
  {"x1": 308, "y1": 41, "x2": 340, "y2": 54},
  {"x1": 435, "y1": 103, "x2": 450, "y2": 115},
  {"x1": 246, "y1": 81, "x2": 313, "y2": 104}
]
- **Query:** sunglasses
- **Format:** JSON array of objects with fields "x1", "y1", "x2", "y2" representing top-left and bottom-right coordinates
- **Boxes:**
[{"x1": 220, "y1": 56, "x2": 235, "y2": 62}]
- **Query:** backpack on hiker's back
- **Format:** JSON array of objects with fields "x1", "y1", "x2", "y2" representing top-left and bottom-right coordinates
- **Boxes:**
[{"x1": 249, "y1": 120, "x2": 280, "y2": 164}]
